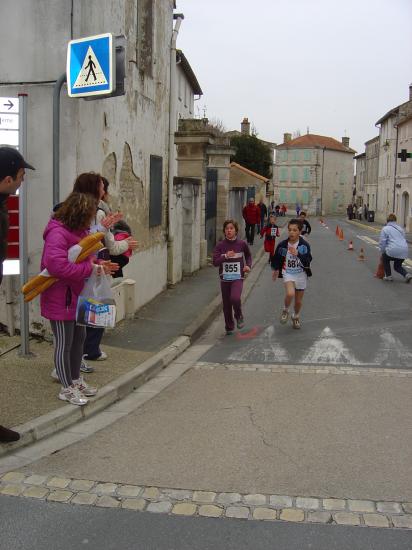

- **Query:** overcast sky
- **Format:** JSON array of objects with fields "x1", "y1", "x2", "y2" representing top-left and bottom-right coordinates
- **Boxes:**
[{"x1": 175, "y1": 0, "x2": 412, "y2": 153}]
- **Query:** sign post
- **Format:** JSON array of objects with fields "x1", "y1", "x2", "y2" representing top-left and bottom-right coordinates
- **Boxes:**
[{"x1": 18, "y1": 93, "x2": 30, "y2": 356}]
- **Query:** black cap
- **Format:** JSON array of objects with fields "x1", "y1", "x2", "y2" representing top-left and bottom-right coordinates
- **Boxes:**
[{"x1": 0, "y1": 146, "x2": 35, "y2": 177}]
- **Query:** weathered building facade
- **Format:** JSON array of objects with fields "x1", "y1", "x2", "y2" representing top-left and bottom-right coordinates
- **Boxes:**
[
  {"x1": 274, "y1": 133, "x2": 355, "y2": 215},
  {"x1": 0, "y1": 0, "x2": 188, "y2": 333}
]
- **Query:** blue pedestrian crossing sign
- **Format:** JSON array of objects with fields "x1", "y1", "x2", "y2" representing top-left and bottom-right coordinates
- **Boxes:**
[{"x1": 67, "y1": 33, "x2": 115, "y2": 97}]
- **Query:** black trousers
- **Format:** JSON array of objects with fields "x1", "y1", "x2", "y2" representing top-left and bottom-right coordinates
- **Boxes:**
[
  {"x1": 245, "y1": 223, "x2": 255, "y2": 244},
  {"x1": 83, "y1": 326, "x2": 105, "y2": 359},
  {"x1": 382, "y1": 253, "x2": 407, "y2": 277}
]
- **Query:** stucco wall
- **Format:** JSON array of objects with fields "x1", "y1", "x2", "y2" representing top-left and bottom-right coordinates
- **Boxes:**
[{"x1": 0, "y1": 0, "x2": 174, "y2": 331}]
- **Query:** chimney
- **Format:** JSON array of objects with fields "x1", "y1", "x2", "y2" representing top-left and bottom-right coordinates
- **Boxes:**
[
  {"x1": 342, "y1": 137, "x2": 350, "y2": 148},
  {"x1": 409, "y1": 83, "x2": 412, "y2": 101},
  {"x1": 241, "y1": 117, "x2": 250, "y2": 135},
  {"x1": 283, "y1": 133, "x2": 292, "y2": 143}
]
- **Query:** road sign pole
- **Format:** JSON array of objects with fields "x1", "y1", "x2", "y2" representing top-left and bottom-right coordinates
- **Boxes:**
[{"x1": 18, "y1": 93, "x2": 30, "y2": 356}]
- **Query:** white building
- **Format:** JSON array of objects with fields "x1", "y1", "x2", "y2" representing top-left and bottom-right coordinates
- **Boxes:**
[
  {"x1": 364, "y1": 136, "x2": 379, "y2": 212},
  {"x1": 274, "y1": 133, "x2": 355, "y2": 215}
]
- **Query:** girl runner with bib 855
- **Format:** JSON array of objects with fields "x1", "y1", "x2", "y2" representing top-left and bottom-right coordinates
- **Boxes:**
[
  {"x1": 213, "y1": 219, "x2": 252, "y2": 335},
  {"x1": 271, "y1": 218, "x2": 312, "y2": 329}
]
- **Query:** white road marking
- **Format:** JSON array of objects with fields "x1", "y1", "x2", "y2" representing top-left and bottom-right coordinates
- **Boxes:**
[
  {"x1": 228, "y1": 325, "x2": 290, "y2": 363},
  {"x1": 374, "y1": 330, "x2": 412, "y2": 367},
  {"x1": 301, "y1": 327, "x2": 362, "y2": 365},
  {"x1": 357, "y1": 235, "x2": 379, "y2": 248}
]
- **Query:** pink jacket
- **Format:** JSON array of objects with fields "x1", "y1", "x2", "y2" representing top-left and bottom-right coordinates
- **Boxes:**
[{"x1": 40, "y1": 219, "x2": 94, "y2": 321}]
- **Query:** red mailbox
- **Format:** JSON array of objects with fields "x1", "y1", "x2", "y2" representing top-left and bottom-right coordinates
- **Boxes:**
[{"x1": 6, "y1": 195, "x2": 19, "y2": 259}]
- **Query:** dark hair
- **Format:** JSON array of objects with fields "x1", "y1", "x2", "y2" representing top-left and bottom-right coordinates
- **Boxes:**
[
  {"x1": 223, "y1": 219, "x2": 239, "y2": 233},
  {"x1": 113, "y1": 219, "x2": 131, "y2": 234},
  {"x1": 288, "y1": 218, "x2": 303, "y2": 230},
  {"x1": 299, "y1": 211, "x2": 306, "y2": 217},
  {"x1": 73, "y1": 172, "x2": 102, "y2": 200},
  {"x1": 101, "y1": 176, "x2": 110, "y2": 195},
  {"x1": 54, "y1": 192, "x2": 97, "y2": 231}
]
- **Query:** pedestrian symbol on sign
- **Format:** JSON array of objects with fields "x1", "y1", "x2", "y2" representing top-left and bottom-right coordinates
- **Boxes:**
[{"x1": 73, "y1": 46, "x2": 108, "y2": 90}]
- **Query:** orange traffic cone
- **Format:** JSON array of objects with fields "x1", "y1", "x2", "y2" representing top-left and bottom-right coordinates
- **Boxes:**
[
  {"x1": 335, "y1": 225, "x2": 340, "y2": 236},
  {"x1": 374, "y1": 257, "x2": 384, "y2": 278},
  {"x1": 339, "y1": 228, "x2": 344, "y2": 241},
  {"x1": 358, "y1": 247, "x2": 365, "y2": 261},
  {"x1": 348, "y1": 240, "x2": 354, "y2": 251}
]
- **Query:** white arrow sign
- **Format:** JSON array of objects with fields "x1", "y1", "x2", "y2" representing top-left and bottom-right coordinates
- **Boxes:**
[
  {"x1": 0, "y1": 113, "x2": 19, "y2": 130},
  {"x1": 0, "y1": 97, "x2": 19, "y2": 114}
]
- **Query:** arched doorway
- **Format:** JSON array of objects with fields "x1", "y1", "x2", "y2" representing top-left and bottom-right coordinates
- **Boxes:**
[{"x1": 401, "y1": 192, "x2": 409, "y2": 229}]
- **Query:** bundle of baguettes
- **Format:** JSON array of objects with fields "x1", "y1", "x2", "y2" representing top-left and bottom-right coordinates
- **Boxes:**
[{"x1": 21, "y1": 232, "x2": 104, "y2": 302}]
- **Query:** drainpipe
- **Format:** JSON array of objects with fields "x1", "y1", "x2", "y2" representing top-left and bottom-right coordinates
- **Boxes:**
[
  {"x1": 320, "y1": 147, "x2": 325, "y2": 215},
  {"x1": 167, "y1": 13, "x2": 184, "y2": 283},
  {"x1": 53, "y1": 73, "x2": 67, "y2": 206},
  {"x1": 5, "y1": 277, "x2": 15, "y2": 336},
  {"x1": 392, "y1": 122, "x2": 399, "y2": 213}
]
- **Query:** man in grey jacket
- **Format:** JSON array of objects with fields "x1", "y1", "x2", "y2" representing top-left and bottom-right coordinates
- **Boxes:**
[{"x1": 379, "y1": 213, "x2": 412, "y2": 282}]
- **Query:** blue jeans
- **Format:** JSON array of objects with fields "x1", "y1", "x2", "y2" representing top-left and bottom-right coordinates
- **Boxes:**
[{"x1": 382, "y1": 253, "x2": 407, "y2": 277}]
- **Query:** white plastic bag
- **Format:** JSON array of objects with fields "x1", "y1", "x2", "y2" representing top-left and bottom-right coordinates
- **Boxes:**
[{"x1": 76, "y1": 270, "x2": 116, "y2": 328}]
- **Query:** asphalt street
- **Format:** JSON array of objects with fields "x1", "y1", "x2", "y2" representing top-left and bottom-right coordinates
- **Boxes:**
[
  {"x1": 203, "y1": 218, "x2": 412, "y2": 368},
  {"x1": 2, "y1": 495, "x2": 412, "y2": 550},
  {"x1": 1, "y1": 218, "x2": 412, "y2": 549}
]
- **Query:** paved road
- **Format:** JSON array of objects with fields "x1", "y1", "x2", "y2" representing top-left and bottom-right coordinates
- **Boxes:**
[
  {"x1": 2, "y1": 495, "x2": 412, "y2": 550},
  {"x1": 203, "y1": 217, "x2": 412, "y2": 368},
  {"x1": 1, "y1": 218, "x2": 412, "y2": 549}
]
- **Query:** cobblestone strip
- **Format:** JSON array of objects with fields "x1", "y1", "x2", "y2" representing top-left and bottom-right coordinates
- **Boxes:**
[
  {"x1": 1, "y1": 471, "x2": 411, "y2": 529},
  {"x1": 194, "y1": 362, "x2": 412, "y2": 378}
]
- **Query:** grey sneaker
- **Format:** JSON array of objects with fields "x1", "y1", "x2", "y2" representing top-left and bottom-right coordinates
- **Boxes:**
[
  {"x1": 383, "y1": 275, "x2": 393, "y2": 282},
  {"x1": 405, "y1": 273, "x2": 412, "y2": 284},
  {"x1": 59, "y1": 386, "x2": 88, "y2": 406},
  {"x1": 280, "y1": 309, "x2": 289, "y2": 324},
  {"x1": 80, "y1": 358, "x2": 94, "y2": 373},
  {"x1": 74, "y1": 377, "x2": 98, "y2": 397}
]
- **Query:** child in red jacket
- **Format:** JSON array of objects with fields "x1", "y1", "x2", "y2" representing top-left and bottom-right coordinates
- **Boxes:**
[{"x1": 260, "y1": 214, "x2": 280, "y2": 263}]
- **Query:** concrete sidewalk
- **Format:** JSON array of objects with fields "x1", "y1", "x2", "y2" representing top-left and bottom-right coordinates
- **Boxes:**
[{"x1": 0, "y1": 243, "x2": 265, "y2": 456}]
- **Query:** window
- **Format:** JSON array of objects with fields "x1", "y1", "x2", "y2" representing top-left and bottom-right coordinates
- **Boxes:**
[
  {"x1": 280, "y1": 167, "x2": 288, "y2": 181},
  {"x1": 303, "y1": 150, "x2": 311, "y2": 161},
  {"x1": 301, "y1": 190, "x2": 309, "y2": 203},
  {"x1": 279, "y1": 189, "x2": 287, "y2": 202},
  {"x1": 291, "y1": 150, "x2": 299, "y2": 161},
  {"x1": 302, "y1": 167, "x2": 310, "y2": 182},
  {"x1": 289, "y1": 190, "x2": 297, "y2": 203},
  {"x1": 291, "y1": 167, "x2": 299, "y2": 182},
  {"x1": 282, "y1": 150, "x2": 288, "y2": 161},
  {"x1": 149, "y1": 155, "x2": 163, "y2": 227}
]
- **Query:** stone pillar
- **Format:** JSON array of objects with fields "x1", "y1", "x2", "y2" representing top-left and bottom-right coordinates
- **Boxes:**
[
  {"x1": 207, "y1": 137, "x2": 235, "y2": 239},
  {"x1": 175, "y1": 119, "x2": 215, "y2": 270}
]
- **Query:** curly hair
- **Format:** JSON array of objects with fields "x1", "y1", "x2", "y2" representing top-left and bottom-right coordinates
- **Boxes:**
[
  {"x1": 73, "y1": 172, "x2": 102, "y2": 200},
  {"x1": 223, "y1": 219, "x2": 239, "y2": 233},
  {"x1": 54, "y1": 192, "x2": 97, "y2": 231}
]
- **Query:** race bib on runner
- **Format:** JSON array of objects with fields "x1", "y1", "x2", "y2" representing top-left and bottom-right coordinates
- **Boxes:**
[
  {"x1": 270, "y1": 228, "x2": 277, "y2": 237},
  {"x1": 283, "y1": 244, "x2": 304, "y2": 275},
  {"x1": 222, "y1": 261, "x2": 241, "y2": 281}
]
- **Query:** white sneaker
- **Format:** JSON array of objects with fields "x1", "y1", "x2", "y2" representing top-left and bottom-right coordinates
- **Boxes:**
[
  {"x1": 405, "y1": 273, "x2": 412, "y2": 284},
  {"x1": 280, "y1": 309, "x2": 289, "y2": 324},
  {"x1": 59, "y1": 386, "x2": 88, "y2": 406},
  {"x1": 73, "y1": 377, "x2": 98, "y2": 397},
  {"x1": 96, "y1": 351, "x2": 107, "y2": 361},
  {"x1": 383, "y1": 275, "x2": 393, "y2": 282},
  {"x1": 51, "y1": 368, "x2": 59, "y2": 381}
]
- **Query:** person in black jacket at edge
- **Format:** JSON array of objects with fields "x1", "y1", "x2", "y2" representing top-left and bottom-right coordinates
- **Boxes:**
[
  {"x1": 0, "y1": 147, "x2": 35, "y2": 443},
  {"x1": 299, "y1": 211, "x2": 312, "y2": 236}
]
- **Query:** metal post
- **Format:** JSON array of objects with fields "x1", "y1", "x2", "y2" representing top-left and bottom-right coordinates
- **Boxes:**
[
  {"x1": 18, "y1": 93, "x2": 30, "y2": 356},
  {"x1": 53, "y1": 74, "x2": 67, "y2": 206}
]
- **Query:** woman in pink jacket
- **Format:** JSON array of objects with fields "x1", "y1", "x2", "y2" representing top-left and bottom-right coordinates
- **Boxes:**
[{"x1": 41, "y1": 192, "x2": 115, "y2": 406}]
